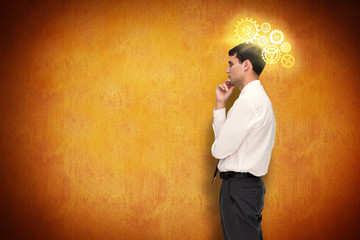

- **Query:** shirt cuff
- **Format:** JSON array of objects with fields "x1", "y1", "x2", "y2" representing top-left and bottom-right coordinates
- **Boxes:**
[{"x1": 213, "y1": 107, "x2": 226, "y2": 122}]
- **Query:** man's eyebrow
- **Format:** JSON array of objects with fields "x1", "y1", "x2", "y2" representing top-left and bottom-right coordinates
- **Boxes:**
[{"x1": 228, "y1": 61, "x2": 233, "y2": 64}]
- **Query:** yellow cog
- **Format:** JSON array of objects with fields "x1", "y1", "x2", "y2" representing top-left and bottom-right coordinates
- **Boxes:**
[
  {"x1": 269, "y1": 29, "x2": 285, "y2": 45},
  {"x1": 281, "y1": 42, "x2": 291, "y2": 53},
  {"x1": 261, "y1": 22, "x2": 271, "y2": 33},
  {"x1": 281, "y1": 54, "x2": 295, "y2": 68},
  {"x1": 233, "y1": 17, "x2": 260, "y2": 43},
  {"x1": 258, "y1": 36, "x2": 268, "y2": 46},
  {"x1": 262, "y1": 45, "x2": 281, "y2": 64}
]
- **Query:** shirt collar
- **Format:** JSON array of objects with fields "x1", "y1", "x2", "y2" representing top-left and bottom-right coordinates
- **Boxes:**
[{"x1": 240, "y1": 80, "x2": 260, "y2": 96}]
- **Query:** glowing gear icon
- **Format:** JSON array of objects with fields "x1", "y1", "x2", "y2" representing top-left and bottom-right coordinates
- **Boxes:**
[
  {"x1": 232, "y1": 17, "x2": 295, "y2": 68},
  {"x1": 234, "y1": 17, "x2": 260, "y2": 43},
  {"x1": 258, "y1": 36, "x2": 268, "y2": 46},
  {"x1": 269, "y1": 29, "x2": 285, "y2": 45},
  {"x1": 262, "y1": 45, "x2": 281, "y2": 64},
  {"x1": 281, "y1": 54, "x2": 295, "y2": 68},
  {"x1": 281, "y1": 42, "x2": 291, "y2": 53},
  {"x1": 261, "y1": 22, "x2": 271, "y2": 33}
]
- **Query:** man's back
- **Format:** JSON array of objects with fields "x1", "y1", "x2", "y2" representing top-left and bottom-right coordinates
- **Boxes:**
[{"x1": 238, "y1": 80, "x2": 276, "y2": 175}]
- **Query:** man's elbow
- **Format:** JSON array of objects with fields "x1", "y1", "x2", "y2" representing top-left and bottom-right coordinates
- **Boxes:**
[{"x1": 211, "y1": 146, "x2": 225, "y2": 159}]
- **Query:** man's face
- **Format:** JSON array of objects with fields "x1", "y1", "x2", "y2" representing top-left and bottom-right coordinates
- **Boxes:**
[{"x1": 225, "y1": 54, "x2": 245, "y2": 87}]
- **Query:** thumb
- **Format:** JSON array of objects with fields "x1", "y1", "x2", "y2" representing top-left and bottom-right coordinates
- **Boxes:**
[
  {"x1": 227, "y1": 85, "x2": 236, "y2": 94},
  {"x1": 229, "y1": 85, "x2": 236, "y2": 91}
]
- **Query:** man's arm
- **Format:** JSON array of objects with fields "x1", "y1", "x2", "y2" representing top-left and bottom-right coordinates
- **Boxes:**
[
  {"x1": 211, "y1": 98, "x2": 259, "y2": 159},
  {"x1": 212, "y1": 107, "x2": 226, "y2": 143},
  {"x1": 216, "y1": 101, "x2": 226, "y2": 110}
]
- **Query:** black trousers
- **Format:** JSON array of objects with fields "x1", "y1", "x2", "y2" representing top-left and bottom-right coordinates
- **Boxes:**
[{"x1": 219, "y1": 174, "x2": 266, "y2": 240}]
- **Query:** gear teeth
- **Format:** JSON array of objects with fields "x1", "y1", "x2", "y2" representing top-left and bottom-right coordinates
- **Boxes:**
[
  {"x1": 233, "y1": 17, "x2": 261, "y2": 44},
  {"x1": 269, "y1": 29, "x2": 285, "y2": 45}
]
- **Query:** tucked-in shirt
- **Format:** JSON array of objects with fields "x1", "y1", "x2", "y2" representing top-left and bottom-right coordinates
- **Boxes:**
[{"x1": 211, "y1": 80, "x2": 276, "y2": 177}]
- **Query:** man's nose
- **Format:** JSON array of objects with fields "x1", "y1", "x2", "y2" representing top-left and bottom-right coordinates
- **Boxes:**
[{"x1": 225, "y1": 67, "x2": 230, "y2": 73}]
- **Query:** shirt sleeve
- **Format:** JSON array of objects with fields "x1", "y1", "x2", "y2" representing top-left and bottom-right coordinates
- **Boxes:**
[
  {"x1": 211, "y1": 98, "x2": 259, "y2": 159},
  {"x1": 212, "y1": 107, "x2": 226, "y2": 140}
]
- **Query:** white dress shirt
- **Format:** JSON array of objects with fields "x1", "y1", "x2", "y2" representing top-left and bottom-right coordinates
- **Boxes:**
[{"x1": 211, "y1": 80, "x2": 276, "y2": 177}]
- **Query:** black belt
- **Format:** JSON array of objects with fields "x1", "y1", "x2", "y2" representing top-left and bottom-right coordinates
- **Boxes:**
[
  {"x1": 212, "y1": 165, "x2": 259, "y2": 183},
  {"x1": 220, "y1": 171, "x2": 259, "y2": 180}
]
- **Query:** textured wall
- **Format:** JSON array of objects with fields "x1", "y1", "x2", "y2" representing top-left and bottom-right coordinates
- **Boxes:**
[{"x1": 0, "y1": 0, "x2": 359, "y2": 239}]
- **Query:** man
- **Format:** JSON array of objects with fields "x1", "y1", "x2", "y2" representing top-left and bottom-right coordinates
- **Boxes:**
[{"x1": 211, "y1": 42, "x2": 276, "y2": 240}]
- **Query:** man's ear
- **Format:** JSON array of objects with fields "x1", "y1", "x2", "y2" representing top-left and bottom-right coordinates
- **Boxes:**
[{"x1": 243, "y1": 59, "x2": 252, "y2": 71}]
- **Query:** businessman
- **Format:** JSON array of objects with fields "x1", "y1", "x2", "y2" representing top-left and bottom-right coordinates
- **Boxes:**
[{"x1": 211, "y1": 42, "x2": 276, "y2": 240}]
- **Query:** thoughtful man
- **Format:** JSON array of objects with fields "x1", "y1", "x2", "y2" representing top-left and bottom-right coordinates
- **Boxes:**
[{"x1": 211, "y1": 42, "x2": 276, "y2": 240}]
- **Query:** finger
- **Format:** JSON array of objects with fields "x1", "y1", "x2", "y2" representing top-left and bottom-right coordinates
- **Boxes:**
[{"x1": 222, "y1": 83, "x2": 228, "y2": 91}]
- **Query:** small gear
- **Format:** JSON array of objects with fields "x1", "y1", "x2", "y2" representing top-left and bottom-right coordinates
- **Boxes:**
[
  {"x1": 269, "y1": 29, "x2": 285, "y2": 45},
  {"x1": 262, "y1": 45, "x2": 281, "y2": 64},
  {"x1": 258, "y1": 36, "x2": 268, "y2": 46},
  {"x1": 260, "y1": 22, "x2": 271, "y2": 33},
  {"x1": 281, "y1": 42, "x2": 291, "y2": 53},
  {"x1": 281, "y1": 54, "x2": 295, "y2": 68},
  {"x1": 233, "y1": 17, "x2": 261, "y2": 43}
]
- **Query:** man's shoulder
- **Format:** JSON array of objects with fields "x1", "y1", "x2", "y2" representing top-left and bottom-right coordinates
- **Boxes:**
[
  {"x1": 238, "y1": 83, "x2": 273, "y2": 104},
  {"x1": 239, "y1": 91, "x2": 273, "y2": 116},
  {"x1": 239, "y1": 90, "x2": 270, "y2": 105}
]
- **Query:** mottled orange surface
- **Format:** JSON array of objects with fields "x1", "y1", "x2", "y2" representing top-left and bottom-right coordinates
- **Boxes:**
[{"x1": 0, "y1": 0, "x2": 359, "y2": 239}]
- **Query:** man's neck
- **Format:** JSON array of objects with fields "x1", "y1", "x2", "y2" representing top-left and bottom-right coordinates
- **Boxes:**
[{"x1": 239, "y1": 76, "x2": 259, "y2": 91}]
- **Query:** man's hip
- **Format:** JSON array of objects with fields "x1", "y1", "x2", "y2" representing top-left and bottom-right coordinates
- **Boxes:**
[{"x1": 220, "y1": 171, "x2": 260, "y2": 180}]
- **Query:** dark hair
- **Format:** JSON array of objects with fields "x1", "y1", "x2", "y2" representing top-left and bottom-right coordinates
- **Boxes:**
[{"x1": 228, "y1": 42, "x2": 266, "y2": 76}]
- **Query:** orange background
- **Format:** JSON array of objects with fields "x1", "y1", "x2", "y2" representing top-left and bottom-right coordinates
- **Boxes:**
[{"x1": 0, "y1": 0, "x2": 359, "y2": 239}]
